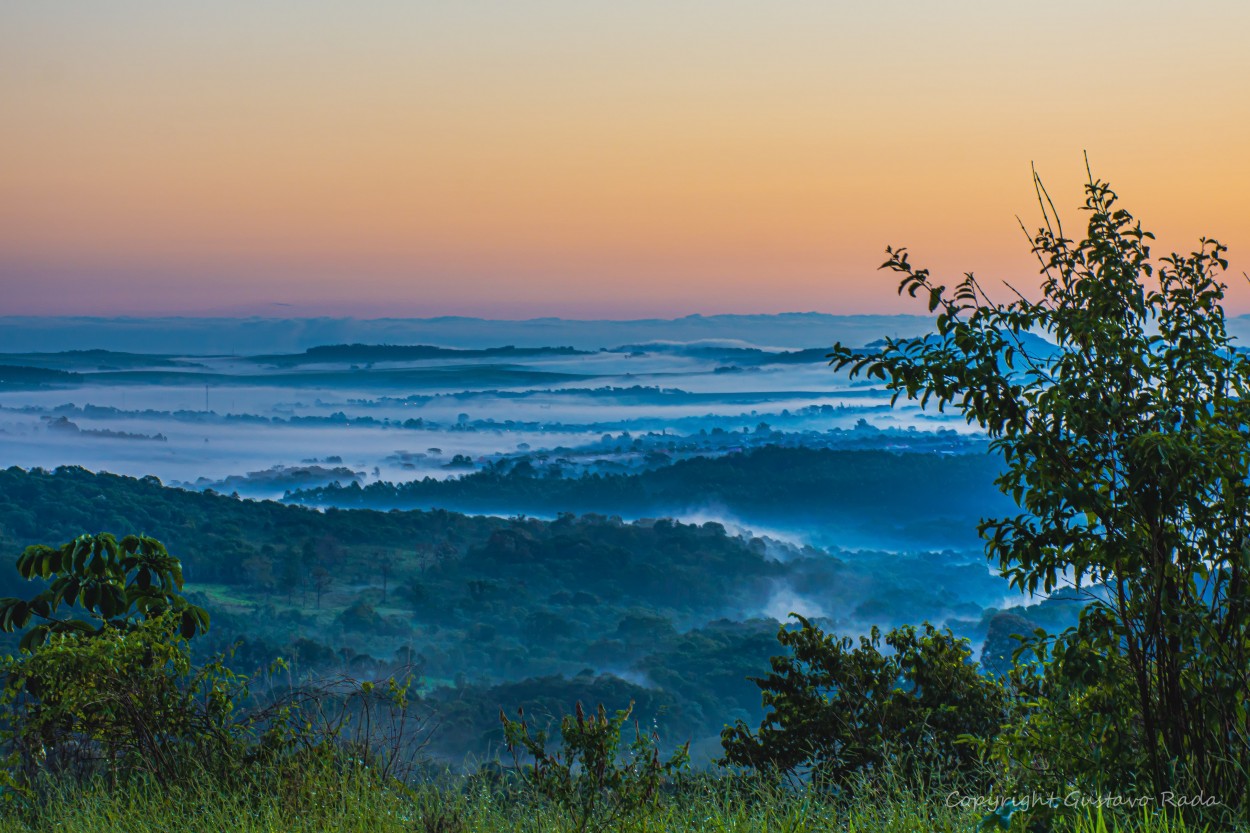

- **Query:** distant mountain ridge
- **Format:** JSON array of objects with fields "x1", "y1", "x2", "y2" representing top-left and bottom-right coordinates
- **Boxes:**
[
  {"x1": 13, "y1": 311, "x2": 1247, "y2": 356},
  {"x1": 0, "y1": 314, "x2": 939, "y2": 354},
  {"x1": 249, "y1": 343, "x2": 589, "y2": 366}
]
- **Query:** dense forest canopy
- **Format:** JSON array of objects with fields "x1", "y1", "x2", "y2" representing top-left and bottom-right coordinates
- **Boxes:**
[{"x1": 0, "y1": 461, "x2": 1068, "y2": 762}]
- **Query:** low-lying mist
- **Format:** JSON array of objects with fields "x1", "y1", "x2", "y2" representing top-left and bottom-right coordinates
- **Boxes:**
[{"x1": 0, "y1": 317, "x2": 1079, "y2": 761}]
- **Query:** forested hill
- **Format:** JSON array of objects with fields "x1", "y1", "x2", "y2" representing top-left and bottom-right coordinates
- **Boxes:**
[
  {"x1": 0, "y1": 465, "x2": 767, "y2": 603},
  {"x1": 0, "y1": 463, "x2": 1051, "y2": 759},
  {"x1": 291, "y1": 446, "x2": 1012, "y2": 549},
  {"x1": 248, "y1": 343, "x2": 589, "y2": 366},
  {"x1": 0, "y1": 463, "x2": 838, "y2": 634}
]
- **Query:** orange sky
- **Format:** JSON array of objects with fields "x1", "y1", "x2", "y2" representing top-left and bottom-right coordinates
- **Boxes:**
[{"x1": 2, "y1": 2, "x2": 1248, "y2": 317}]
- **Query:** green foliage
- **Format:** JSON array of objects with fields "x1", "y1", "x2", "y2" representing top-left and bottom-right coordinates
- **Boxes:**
[
  {"x1": 0, "y1": 614, "x2": 225, "y2": 790},
  {"x1": 0, "y1": 531, "x2": 423, "y2": 803},
  {"x1": 500, "y1": 700, "x2": 690, "y2": 833},
  {"x1": 983, "y1": 623, "x2": 1141, "y2": 803},
  {"x1": 0, "y1": 533, "x2": 209, "y2": 650},
  {"x1": 338, "y1": 598, "x2": 384, "y2": 632},
  {"x1": 830, "y1": 166, "x2": 1250, "y2": 813},
  {"x1": 0, "y1": 617, "x2": 423, "y2": 799},
  {"x1": 0, "y1": 533, "x2": 230, "y2": 793},
  {"x1": 720, "y1": 616, "x2": 1003, "y2": 789}
]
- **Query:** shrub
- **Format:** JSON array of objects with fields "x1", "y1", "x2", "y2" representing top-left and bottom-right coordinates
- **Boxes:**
[
  {"x1": 720, "y1": 616, "x2": 1003, "y2": 789},
  {"x1": 500, "y1": 700, "x2": 690, "y2": 833}
]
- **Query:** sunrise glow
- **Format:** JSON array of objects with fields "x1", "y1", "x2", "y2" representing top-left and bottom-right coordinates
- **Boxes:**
[{"x1": 3, "y1": 2, "x2": 1248, "y2": 317}]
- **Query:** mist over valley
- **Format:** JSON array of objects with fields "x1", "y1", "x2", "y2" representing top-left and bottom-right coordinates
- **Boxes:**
[{"x1": 0, "y1": 315, "x2": 1077, "y2": 761}]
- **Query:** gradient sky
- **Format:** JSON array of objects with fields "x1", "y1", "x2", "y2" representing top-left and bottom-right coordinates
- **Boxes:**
[{"x1": 3, "y1": 1, "x2": 1248, "y2": 318}]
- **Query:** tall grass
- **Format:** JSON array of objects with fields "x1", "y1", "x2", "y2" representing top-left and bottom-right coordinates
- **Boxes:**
[{"x1": 0, "y1": 765, "x2": 1226, "y2": 833}]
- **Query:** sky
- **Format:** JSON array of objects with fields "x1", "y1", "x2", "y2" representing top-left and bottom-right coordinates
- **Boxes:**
[{"x1": 2, "y1": 1, "x2": 1249, "y2": 319}]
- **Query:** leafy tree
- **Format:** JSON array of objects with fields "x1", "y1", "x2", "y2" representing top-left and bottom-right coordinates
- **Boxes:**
[
  {"x1": 977, "y1": 610, "x2": 1037, "y2": 678},
  {"x1": 0, "y1": 533, "x2": 209, "y2": 650},
  {"x1": 719, "y1": 617, "x2": 1003, "y2": 788},
  {"x1": 0, "y1": 532, "x2": 422, "y2": 794},
  {"x1": 396, "y1": 577, "x2": 428, "y2": 615},
  {"x1": 280, "y1": 548, "x2": 302, "y2": 604},
  {"x1": 310, "y1": 565, "x2": 333, "y2": 610},
  {"x1": 829, "y1": 167, "x2": 1250, "y2": 807},
  {"x1": 0, "y1": 534, "x2": 216, "y2": 790},
  {"x1": 338, "y1": 598, "x2": 383, "y2": 632},
  {"x1": 241, "y1": 553, "x2": 276, "y2": 593},
  {"x1": 375, "y1": 549, "x2": 396, "y2": 604}
]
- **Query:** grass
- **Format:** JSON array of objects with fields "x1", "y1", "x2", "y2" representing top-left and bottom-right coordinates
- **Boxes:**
[{"x1": 0, "y1": 766, "x2": 1227, "y2": 833}]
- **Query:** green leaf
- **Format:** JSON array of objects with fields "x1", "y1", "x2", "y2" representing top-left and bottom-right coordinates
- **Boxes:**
[{"x1": 19, "y1": 624, "x2": 50, "y2": 652}]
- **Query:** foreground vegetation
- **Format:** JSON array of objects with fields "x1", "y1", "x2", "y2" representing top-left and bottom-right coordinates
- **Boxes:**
[{"x1": 0, "y1": 767, "x2": 1220, "y2": 833}]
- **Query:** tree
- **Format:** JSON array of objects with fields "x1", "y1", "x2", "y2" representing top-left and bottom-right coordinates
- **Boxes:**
[
  {"x1": 375, "y1": 549, "x2": 396, "y2": 605},
  {"x1": 241, "y1": 553, "x2": 276, "y2": 594},
  {"x1": 720, "y1": 617, "x2": 1003, "y2": 788},
  {"x1": 0, "y1": 533, "x2": 209, "y2": 650},
  {"x1": 337, "y1": 597, "x2": 383, "y2": 632},
  {"x1": 310, "y1": 565, "x2": 333, "y2": 610},
  {"x1": 0, "y1": 534, "x2": 212, "y2": 787},
  {"x1": 828, "y1": 166, "x2": 1250, "y2": 807},
  {"x1": 0, "y1": 532, "x2": 421, "y2": 792},
  {"x1": 280, "y1": 548, "x2": 301, "y2": 604}
]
